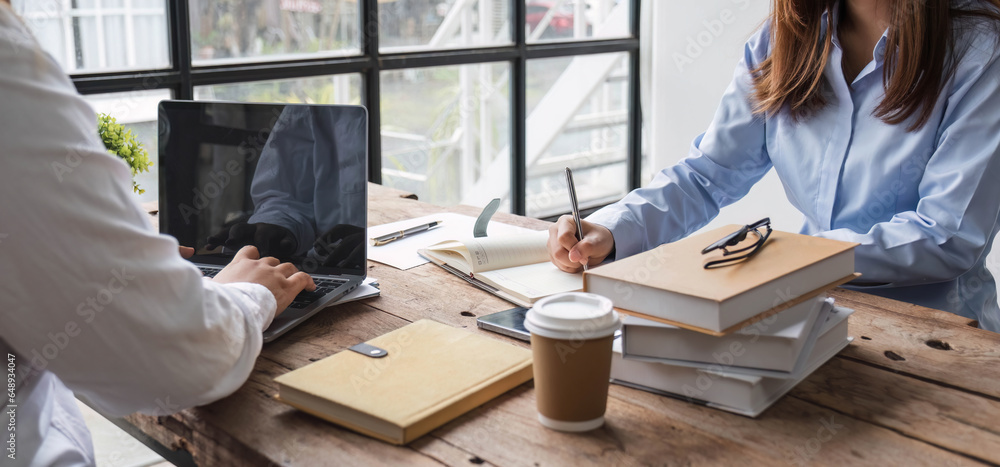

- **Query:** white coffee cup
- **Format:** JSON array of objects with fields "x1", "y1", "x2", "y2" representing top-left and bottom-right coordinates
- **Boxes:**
[{"x1": 524, "y1": 292, "x2": 621, "y2": 432}]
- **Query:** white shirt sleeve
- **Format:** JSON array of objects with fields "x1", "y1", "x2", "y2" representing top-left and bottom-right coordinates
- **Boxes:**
[{"x1": 0, "y1": 5, "x2": 277, "y2": 418}]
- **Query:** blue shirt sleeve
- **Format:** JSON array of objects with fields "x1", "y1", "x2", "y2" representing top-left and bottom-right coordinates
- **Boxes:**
[{"x1": 587, "y1": 27, "x2": 773, "y2": 260}]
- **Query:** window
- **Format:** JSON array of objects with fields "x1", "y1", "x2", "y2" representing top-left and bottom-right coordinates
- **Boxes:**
[
  {"x1": 190, "y1": 0, "x2": 360, "y2": 65},
  {"x1": 380, "y1": 63, "x2": 510, "y2": 206},
  {"x1": 13, "y1": 0, "x2": 641, "y2": 217},
  {"x1": 12, "y1": 0, "x2": 170, "y2": 73}
]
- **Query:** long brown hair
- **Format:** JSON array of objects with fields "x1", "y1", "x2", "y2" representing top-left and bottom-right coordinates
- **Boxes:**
[{"x1": 751, "y1": 0, "x2": 1000, "y2": 131}]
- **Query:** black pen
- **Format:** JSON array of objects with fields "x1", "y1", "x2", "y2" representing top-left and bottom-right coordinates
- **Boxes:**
[
  {"x1": 565, "y1": 167, "x2": 588, "y2": 271},
  {"x1": 370, "y1": 220, "x2": 444, "y2": 246}
]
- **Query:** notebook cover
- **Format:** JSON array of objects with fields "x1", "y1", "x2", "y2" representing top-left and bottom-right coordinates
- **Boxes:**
[{"x1": 274, "y1": 319, "x2": 533, "y2": 444}]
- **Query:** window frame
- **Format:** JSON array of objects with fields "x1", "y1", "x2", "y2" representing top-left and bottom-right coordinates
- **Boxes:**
[{"x1": 67, "y1": 0, "x2": 643, "y2": 216}]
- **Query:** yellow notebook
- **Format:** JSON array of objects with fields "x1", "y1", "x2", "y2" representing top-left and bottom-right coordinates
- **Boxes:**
[
  {"x1": 584, "y1": 225, "x2": 858, "y2": 334},
  {"x1": 274, "y1": 319, "x2": 533, "y2": 445}
]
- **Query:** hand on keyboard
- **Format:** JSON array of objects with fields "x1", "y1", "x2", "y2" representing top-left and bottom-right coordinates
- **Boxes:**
[{"x1": 212, "y1": 245, "x2": 316, "y2": 315}]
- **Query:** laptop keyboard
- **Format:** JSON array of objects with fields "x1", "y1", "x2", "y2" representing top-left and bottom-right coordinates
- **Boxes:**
[
  {"x1": 198, "y1": 266, "x2": 347, "y2": 309},
  {"x1": 198, "y1": 266, "x2": 221, "y2": 278}
]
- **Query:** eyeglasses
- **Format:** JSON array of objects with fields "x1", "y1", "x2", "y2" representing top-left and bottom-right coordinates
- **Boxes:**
[{"x1": 701, "y1": 218, "x2": 772, "y2": 269}]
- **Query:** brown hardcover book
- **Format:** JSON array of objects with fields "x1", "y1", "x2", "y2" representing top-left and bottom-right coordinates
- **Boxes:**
[
  {"x1": 583, "y1": 225, "x2": 858, "y2": 335},
  {"x1": 274, "y1": 319, "x2": 533, "y2": 445}
]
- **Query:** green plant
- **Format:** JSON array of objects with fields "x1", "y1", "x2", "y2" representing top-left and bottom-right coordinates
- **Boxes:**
[{"x1": 97, "y1": 113, "x2": 152, "y2": 194}]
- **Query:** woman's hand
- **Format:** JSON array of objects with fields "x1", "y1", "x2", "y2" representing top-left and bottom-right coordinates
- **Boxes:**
[{"x1": 547, "y1": 216, "x2": 615, "y2": 273}]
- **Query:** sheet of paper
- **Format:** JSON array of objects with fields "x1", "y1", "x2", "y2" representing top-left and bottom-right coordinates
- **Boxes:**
[
  {"x1": 479, "y1": 262, "x2": 582, "y2": 300},
  {"x1": 367, "y1": 213, "x2": 535, "y2": 270}
]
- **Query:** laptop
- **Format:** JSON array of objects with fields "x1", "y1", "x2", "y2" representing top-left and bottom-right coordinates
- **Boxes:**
[{"x1": 158, "y1": 100, "x2": 368, "y2": 342}]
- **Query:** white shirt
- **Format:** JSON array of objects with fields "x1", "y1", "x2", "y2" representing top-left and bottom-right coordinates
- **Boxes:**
[{"x1": 0, "y1": 6, "x2": 277, "y2": 466}]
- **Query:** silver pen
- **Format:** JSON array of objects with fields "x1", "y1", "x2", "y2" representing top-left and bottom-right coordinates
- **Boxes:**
[
  {"x1": 370, "y1": 220, "x2": 443, "y2": 246},
  {"x1": 564, "y1": 167, "x2": 588, "y2": 271}
]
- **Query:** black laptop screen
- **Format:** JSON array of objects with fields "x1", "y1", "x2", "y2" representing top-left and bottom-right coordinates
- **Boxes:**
[{"x1": 158, "y1": 101, "x2": 367, "y2": 277}]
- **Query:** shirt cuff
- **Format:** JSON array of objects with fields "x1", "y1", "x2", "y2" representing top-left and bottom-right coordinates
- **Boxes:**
[
  {"x1": 586, "y1": 206, "x2": 646, "y2": 261},
  {"x1": 201, "y1": 278, "x2": 278, "y2": 331}
]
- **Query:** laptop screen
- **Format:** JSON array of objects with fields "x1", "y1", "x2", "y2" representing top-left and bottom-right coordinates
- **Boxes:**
[{"x1": 158, "y1": 101, "x2": 367, "y2": 278}]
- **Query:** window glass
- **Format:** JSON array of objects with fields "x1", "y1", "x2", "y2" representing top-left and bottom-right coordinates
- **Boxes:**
[
  {"x1": 525, "y1": 0, "x2": 629, "y2": 44},
  {"x1": 10, "y1": 0, "x2": 170, "y2": 73},
  {"x1": 380, "y1": 64, "x2": 511, "y2": 209},
  {"x1": 194, "y1": 75, "x2": 363, "y2": 105},
  {"x1": 190, "y1": 0, "x2": 361, "y2": 65},
  {"x1": 525, "y1": 52, "x2": 629, "y2": 217},
  {"x1": 379, "y1": 0, "x2": 511, "y2": 53}
]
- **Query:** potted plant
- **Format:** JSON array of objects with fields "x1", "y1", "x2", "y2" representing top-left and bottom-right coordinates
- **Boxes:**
[{"x1": 97, "y1": 113, "x2": 153, "y2": 194}]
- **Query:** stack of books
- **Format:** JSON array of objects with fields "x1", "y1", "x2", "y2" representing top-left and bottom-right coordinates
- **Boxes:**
[{"x1": 583, "y1": 225, "x2": 859, "y2": 417}]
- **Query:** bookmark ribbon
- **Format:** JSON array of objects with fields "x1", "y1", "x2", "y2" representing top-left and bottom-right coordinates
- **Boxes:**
[{"x1": 474, "y1": 198, "x2": 502, "y2": 238}]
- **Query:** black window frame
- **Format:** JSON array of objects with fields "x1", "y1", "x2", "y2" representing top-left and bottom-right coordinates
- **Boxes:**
[{"x1": 68, "y1": 0, "x2": 643, "y2": 217}]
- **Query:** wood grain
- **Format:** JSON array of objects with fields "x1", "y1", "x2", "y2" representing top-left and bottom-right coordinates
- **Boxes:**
[
  {"x1": 115, "y1": 183, "x2": 1000, "y2": 466},
  {"x1": 609, "y1": 385, "x2": 984, "y2": 466},
  {"x1": 828, "y1": 288, "x2": 979, "y2": 327},
  {"x1": 791, "y1": 357, "x2": 1000, "y2": 464},
  {"x1": 837, "y1": 302, "x2": 1000, "y2": 399}
]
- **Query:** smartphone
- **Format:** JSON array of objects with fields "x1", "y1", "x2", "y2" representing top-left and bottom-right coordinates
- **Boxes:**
[{"x1": 476, "y1": 306, "x2": 530, "y2": 341}]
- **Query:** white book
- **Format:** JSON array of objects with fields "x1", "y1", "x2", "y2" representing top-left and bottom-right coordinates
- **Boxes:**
[
  {"x1": 621, "y1": 296, "x2": 833, "y2": 377},
  {"x1": 610, "y1": 306, "x2": 854, "y2": 418}
]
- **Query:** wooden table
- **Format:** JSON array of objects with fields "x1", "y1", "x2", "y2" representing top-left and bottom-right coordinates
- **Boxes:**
[{"x1": 112, "y1": 183, "x2": 1000, "y2": 466}]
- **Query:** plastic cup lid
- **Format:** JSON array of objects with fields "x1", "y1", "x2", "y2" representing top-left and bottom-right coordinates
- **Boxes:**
[{"x1": 524, "y1": 292, "x2": 620, "y2": 340}]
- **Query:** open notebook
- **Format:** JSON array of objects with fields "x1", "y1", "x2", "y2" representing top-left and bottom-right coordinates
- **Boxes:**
[{"x1": 418, "y1": 231, "x2": 581, "y2": 307}]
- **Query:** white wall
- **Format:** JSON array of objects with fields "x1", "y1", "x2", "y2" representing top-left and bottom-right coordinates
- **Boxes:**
[{"x1": 645, "y1": 0, "x2": 802, "y2": 234}]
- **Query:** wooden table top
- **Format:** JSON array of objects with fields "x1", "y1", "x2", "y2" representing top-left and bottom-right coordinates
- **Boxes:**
[{"x1": 122, "y1": 183, "x2": 1000, "y2": 466}]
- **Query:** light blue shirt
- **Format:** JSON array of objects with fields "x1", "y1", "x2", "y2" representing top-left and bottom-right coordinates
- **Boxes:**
[{"x1": 588, "y1": 10, "x2": 1000, "y2": 331}]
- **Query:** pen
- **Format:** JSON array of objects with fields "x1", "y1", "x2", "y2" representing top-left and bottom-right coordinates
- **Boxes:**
[
  {"x1": 564, "y1": 167, "x2": 588, "y2": 271},
  {"x1": 370, "y1": 220, "x2": 444, "y2": 246}
]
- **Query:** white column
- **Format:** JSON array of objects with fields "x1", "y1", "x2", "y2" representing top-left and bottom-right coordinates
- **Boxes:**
[
  {"x1": 478, "y1": 0, "x2": 494, "y2": 181},
  {"x1": 573, "y1": 0, "x2": 586, "y2": 38},
  {"x1": 459, "y1": 3, "x2": 476, "y2": 200}
]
